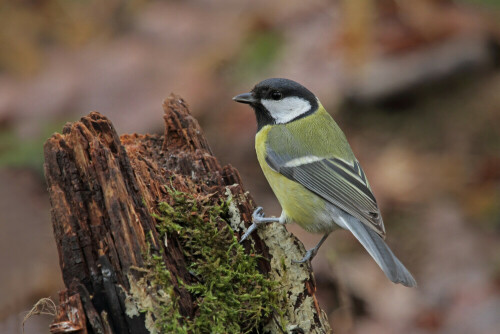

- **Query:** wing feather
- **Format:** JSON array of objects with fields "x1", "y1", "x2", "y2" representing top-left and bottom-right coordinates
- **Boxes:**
[{"x1": 267, "y1": 147, "x2": 385, "y2": 237}]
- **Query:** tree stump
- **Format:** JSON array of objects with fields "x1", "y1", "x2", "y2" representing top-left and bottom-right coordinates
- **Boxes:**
[{"x1": 44, "y1": 95, "x2": 332, "y2": 333}]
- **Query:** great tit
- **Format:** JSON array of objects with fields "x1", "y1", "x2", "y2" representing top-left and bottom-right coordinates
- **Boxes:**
[{"x1": 233, "y1": 78, "x2": 416, "y2": 287}]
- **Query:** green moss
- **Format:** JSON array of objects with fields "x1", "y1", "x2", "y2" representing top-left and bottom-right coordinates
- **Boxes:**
[
  {"x1": 137, "y1": 250, "x2": 188, "y2": 334},
  {"x1": 145, "y1": 186, "x2": 284, "y2": 333}
]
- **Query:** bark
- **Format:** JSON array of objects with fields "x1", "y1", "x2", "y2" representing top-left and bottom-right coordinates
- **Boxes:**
[{"x1": 44, "y1": 94, "x2": 332, "y2": 333}]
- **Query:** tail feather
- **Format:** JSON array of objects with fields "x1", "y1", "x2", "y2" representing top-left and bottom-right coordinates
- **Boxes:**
[{"x1": 336, "y1": 212, "x2": 417, "y2": 287}]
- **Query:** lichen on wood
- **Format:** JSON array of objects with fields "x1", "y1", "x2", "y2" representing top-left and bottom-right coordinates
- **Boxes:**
[{"x1": 44, "y1": 94, "x2": 332, "y2": 333}]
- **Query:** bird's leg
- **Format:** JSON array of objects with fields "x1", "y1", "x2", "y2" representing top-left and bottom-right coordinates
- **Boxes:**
[
  {"x1": 293, "y1": 232, "x2": 331, "y2": 263},
  {"x1": 239, "y1": 207, "x2": 281, "y2": 242}
]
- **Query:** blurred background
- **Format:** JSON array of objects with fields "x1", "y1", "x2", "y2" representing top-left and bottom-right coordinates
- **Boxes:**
[{"x1": 1, "y1": 0, "x2": 500, "y2": 333}]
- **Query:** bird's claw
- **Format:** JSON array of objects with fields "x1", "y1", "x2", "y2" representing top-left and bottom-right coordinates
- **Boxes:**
[
  {"x1": 239, "y1": 222, "x2": 259, "y2": 243},
  {"x1": 292, "y1": 248, "x2": 317, "y2": 264},
  {"x1": 240, "y1": 207, "x2": 278, "y2": 243},
  {"x1": 252, "y1": 206, "x2": 266, "y2": 222}
]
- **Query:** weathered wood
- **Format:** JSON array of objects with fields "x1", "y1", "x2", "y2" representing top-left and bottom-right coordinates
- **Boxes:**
[
  {"x1": 49, "y1": 289, "x2": 87, "y2": 334},
  {"x1": 44, "y1": 94, "x2": 332, "y2": 333}
]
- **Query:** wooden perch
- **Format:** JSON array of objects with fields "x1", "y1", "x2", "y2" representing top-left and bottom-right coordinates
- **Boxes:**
[{"x1": 43, "y1": 95, "x2": 332, "y2": 333}]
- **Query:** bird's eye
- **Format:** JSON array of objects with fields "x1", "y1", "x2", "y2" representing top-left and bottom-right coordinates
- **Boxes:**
[{"x1": 271, "y1": 91, "x2": 282, "y2": 100}]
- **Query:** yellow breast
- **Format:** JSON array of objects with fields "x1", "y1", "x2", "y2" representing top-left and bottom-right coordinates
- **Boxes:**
[{"x1": 255, "y1": 126, "x2": 331, "y2": 233}]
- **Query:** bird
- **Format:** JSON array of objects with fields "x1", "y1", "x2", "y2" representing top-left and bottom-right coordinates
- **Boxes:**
[{"x1": 232, "y1": 78, "x2": 416, "y2": 287}]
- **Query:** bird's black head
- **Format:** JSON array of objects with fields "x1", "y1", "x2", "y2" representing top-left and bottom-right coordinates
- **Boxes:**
[{"x1": 233, "y1": 78, "x2": 319, "y2": 131}]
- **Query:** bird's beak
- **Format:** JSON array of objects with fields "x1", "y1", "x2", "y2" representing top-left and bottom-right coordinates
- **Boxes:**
[{"x1": 232, "y1": 92, "x2": 257, "y2": 104}]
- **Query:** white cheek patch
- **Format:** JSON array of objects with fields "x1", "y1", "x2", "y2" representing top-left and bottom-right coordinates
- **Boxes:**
[{"x1": 261, "y1": 96, "x2": 311, "y2": 124}]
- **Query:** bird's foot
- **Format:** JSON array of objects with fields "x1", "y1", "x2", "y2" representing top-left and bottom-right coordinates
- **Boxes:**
[
  {"x1": 292, "y1": 248, "x2": 318, "y2": 264},
  {"x1": 292, "y1": 232, "x2": 330, "y2": 263},
  {"x1": 239, "y1": 207, "x2": 280, "y2": 243}
]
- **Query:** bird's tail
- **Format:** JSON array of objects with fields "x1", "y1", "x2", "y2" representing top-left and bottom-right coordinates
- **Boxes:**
[{"x1": 338, "y1": 215, "x2": 417, "y2": 287}]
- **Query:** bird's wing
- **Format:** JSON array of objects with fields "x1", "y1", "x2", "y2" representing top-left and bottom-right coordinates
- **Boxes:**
[{"x1": 265, "y1": 126, "x2": 385, "y2": 237}]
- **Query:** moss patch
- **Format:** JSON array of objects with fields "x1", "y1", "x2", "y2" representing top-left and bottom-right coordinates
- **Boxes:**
[
  {"x1": 143, "y1": 186, "x2": 283, "y2": 333},
  {"x1": 125, "y1": 256, "x2": 186, "y2": 334}
]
